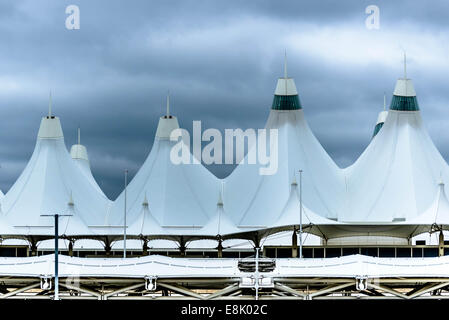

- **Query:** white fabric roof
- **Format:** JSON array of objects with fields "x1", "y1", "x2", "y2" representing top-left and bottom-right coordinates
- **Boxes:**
[
  {"x1": 2, "y1": 72, "x2": 449, "y2": 241},
  {"x1": 193, "y1": 189, "x2": 244, "y2": 238},
  {"x1": 397, "y1": 182, "x2": 449, "y2": 237},
  {"x1": 376, "y1": 110, "x2": 388, "y2": 125},
  {"x1": 224, "y1": 81, "x2": 345, "y2": 227},
  {"x1": 410, "y1": 182, "x2": 449, "y2": 225},
  {"x1": 343, "y1": 108, "x2": 448, "y2": 223},
  {"x1": 108, "y1": 115, "x2": 219, "y2": 231},
  {"x1": 70, "y1": 143, "x2": 105, "y2": 196},
  {"x1": 273, "y1": 178, "x2": 339, "y2": 228},
  {"x1": 1, "y1": 116, "x2": 111, "y2": 236}
]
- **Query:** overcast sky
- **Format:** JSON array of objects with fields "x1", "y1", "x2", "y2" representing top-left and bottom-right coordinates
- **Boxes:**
[{"x1": 1, "y1": 0, "x2": 449, "y2": 199}]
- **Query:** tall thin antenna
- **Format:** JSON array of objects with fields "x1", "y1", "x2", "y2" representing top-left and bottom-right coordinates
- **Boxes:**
[
  {"x1": 217, "y1": 182, "x2": 224, "y2": 235},
  {"x1": 48, "y1": 91, "x2": 52, "y2": 117},
  {"x1": 383, "y1": 92, "x2": 386, "y2": 111},
  {"x1": 166, "y1": 91, "x2": 170, "y2": 118},
  {"x1": 284, "y1": 50, "x2": 288, "y2": 96},
  {"x1": 404, "y1": 51, "x2": 407, "y2": 79},
  {"x1": 77, "y1": 127, "x2": 81, "y2": 145},
  {"x1": 284, "y1": 50, "x2": 288, "y2": 79}
]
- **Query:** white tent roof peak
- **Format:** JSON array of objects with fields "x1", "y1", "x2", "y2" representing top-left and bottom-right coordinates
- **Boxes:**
[
  {"x1": 37, "y1": 116, "x2": 64, "y2": 139},
  {"x1": 155, "y1": 95, "x2": 179, "y2": 139},
  {"x1": 291, "y1": 173, "x2": 297, "y2": 186},
  {"x1": 376, "y1": 110, "x2": 388, "y2": 125},
  {"x1": 70, "y1": 144, "x2": 89, "y2": 162},
  {"x1": 68, "y1": 191, "x2": 74, "y2": 207},
  {"x1": 392, "y1": 52, "x2": 416, "y2": 97},
  {"x1": 402, "y1": 180, "x2": 449, "y2": 228},
  {"x1": 274, "y1": 53, "x2": 298, "y2": 96},
  {"x1": 69, "y1": 131, "x2": 106, "y2": 197},
  {"x1": 70, "y1": 128, "x2": 86, "y2": 157},
  {"x1": 142, "y1": 193, "x2": 149, "y2": 207},
  {"x1": 217, "y1": 182, "x2": 225, "y2": 207},
  {"x1": 393, "y1": 78, "x2": 416, "y2": 97},
  {"x1": 217, "y1": 191, "x2": 223, "y2": 207}
]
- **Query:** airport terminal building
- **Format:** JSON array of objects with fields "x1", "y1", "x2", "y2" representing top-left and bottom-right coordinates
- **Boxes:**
[{"x1": 1, "y1": 63, "x2": 449, "y2": 299}]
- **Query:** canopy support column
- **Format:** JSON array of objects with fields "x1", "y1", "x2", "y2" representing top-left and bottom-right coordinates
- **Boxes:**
[
  {"x1": 68, "y1": 240, "x2": 74, "y2": 257},
  {"x1": 29, "y1": 239, "x2": 38, "y2": 257},
  {"x1": 104, "y1": 238, "x2": 112, "y2": 256},
  {"x1": 179, "y1": 236, "x2": 186, "y2": 256},
  {"x1": 253, "y1": 234, "x2": 260, "y2": 250},
  {"x1": 439, "y1": 231, "x2": 445, "y2": 257},
  {"x1": 142, "y1": 239, "x2": 149, "y2": 256},
  {"x1": 292, "y1": 228, "x2": 298, "y2": 258},
  {"x1": 217, "y1": 238, "x2": 223, "y2": 258}
]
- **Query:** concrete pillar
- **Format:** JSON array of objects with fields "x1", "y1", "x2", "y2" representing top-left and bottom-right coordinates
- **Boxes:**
[
  {"x1": 439, "y1": 231, "x2": 445, "y2": 257},
  {"x1": 142, "y1": 239, "x2": 149, "y2": 256},
  {"x1": 217, "y1": 239, "x2": 223, "y2": 258},
  {"x1": 104, "y1": 239, "x2": 111, "y2": 256},
  {"x1": 68, "y1": 240, "x2": 74, "y2": 257},
  {"x1": 179, "y1": 237, "x2": 186, "y2": 256},
  {"x1": 253, "y1": 234, "x2": 260, "y2": 250},
  {"x1": 29, "y1": 241, "x2": 38, "y2": 256},
  {"x1": 292, "y1": 229, "x2": 298, "y2": 258}
]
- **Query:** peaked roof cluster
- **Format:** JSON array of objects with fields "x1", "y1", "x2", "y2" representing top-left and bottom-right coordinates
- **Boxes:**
[{"x1": 0, "y1": 58, "x2": 449, "y2": 243}]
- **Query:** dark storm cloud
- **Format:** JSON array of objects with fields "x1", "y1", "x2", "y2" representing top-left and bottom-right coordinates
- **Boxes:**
[{"x1": 1, "y1": 0, "x2": 449, "y2": 198}]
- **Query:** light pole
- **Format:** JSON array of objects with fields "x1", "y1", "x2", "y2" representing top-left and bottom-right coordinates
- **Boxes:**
[
  {"x1": 41, "y1": 213, "x2": 72, "y2": 300},
  {"x1": 298, "y1": 169, "x2": 303, "y2": 259},
  {"x1": 124, "y1": 169, "x2": 128, "y2": 258},
  {"x1": 255, "y1": 247, "x2": 260, "y2": 300}
]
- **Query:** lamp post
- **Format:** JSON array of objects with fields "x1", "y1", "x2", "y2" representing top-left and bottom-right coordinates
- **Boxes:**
[
  {"x1": 41, "y1": 213, "x2": 72, "y2": 300},
  {"x1": 124, "y1": 169, "x2": 128, "y2": 258},
  {"x1": 255, "y1": 247, "x2": 260, "y2": 300},
  {"x1": 298, "y1": 169, "x2": 303, "y2": 259}
]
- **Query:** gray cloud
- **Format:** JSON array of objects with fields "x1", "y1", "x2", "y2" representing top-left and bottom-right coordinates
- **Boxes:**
[{"x1": 1, "y1": 0, "x2": 449, "y2": 198}]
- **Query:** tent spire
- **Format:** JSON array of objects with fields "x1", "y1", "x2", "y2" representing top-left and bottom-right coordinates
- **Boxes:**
[
  {"x1": 403, "y1": 51, "x2": 407, "y2": 79},
  {"x1": 48, "y1": 91, "x2": 52, "y2": 118},
  {"x1": 383, "y1": 92, "x2": 386, "y2": 111},
  {"x1": 291, "y1": 171, "x2": 297, "y2": 186},
  {"x1": 166, "y1": 91, "x2": 170, "y2": 118},
  {"x1": 284, "y1": 51, "x2": 288, "y2": 96},
  {"x1": 284, "y1": 50, "x2": 288, "y2": 79},
  {"x1": 142, "y1": 193, "x2": 149, "y2": 207},
  {"x1": 218, "y1": 183, "x2": 224, "y2": 206},
  {"x1": 68, "y1": 190, "x2": 74, "y2": 206},
  {"x1": 77, "y1": 127, "x2": 81, "y2": 145}
]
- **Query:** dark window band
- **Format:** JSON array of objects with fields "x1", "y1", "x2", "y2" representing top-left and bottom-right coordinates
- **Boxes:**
[
  {"x1": 271, "y1": 95, "x2": 302, "y2": 110},
  {"x1": 390, "y1": 95, "x2": 419, "y2": 111},
  {"x1": 372, "y1": 122, "x2": 384, "y2": 138}
]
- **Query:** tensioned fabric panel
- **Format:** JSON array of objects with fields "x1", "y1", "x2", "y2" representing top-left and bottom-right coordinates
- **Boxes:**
[
  {"x1": 390, "y1": 95, "x2": 419, "y2": 111},
  {"x1": 271, "y1": 95, "x2": 302, "y2": 110}
]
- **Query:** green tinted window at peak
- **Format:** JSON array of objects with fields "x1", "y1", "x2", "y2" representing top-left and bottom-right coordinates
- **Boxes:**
[
  {"x1": 271, "y1": 95, "x2": 302, "y2": 110},
  {"x1": 390, "y1": 95, "x2": 419, "y2": 111}
]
